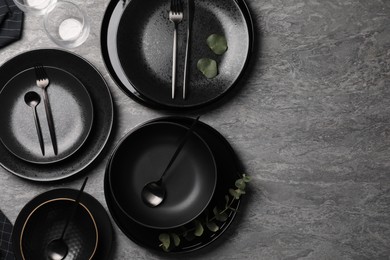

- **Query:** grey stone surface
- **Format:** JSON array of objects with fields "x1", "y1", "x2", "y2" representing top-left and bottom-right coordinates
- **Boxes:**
[{"x1": 1, "y1": 0, "x2": 390, "y2": 259}]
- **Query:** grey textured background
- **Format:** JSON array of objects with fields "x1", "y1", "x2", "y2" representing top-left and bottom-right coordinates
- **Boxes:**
[{"x1": 1, "y1": 0, "x2": 390, "y2": 259}]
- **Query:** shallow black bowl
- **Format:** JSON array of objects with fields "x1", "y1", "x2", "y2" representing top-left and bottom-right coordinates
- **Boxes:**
[
  {"x1": 108, "y1": 121, "x2": 217, "y2": 229},
  {"x1": 12, "y1": 188, "x2": 113, "y2": 260},
  {"x1": 104, "y1": 116, "x2": 242, "y2": 253},
  {"x1": 19, "y1": 198, "x2": 98, "y2": 260}
]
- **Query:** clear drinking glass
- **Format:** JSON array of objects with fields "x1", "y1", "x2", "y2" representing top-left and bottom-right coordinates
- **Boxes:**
[
  {"x1": 13, "y1": 0, "x2": 57, "y2": 15},
  {"x1": 43, "y1": 1, "x2": 90, "y2": 48}
]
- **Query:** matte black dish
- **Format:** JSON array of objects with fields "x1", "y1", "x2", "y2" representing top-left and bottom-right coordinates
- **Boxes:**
[
  {"x1": 12, "y1": 188, "x2": 113, "y2": 260},
  {"x1": 0, "y1": 67, "x2": 94, "y2": 164},
  {"x1": 0, "y1": 49, "x2": 113, "y2": 181},
  {"x1": 101, "y1": 0, "x2": 253, "y2": 110},
  {"x1": 108, "y1": 121, "x2": 217, "y2": 229},
  {"x1": 104, "y1": 116, "x2": 241, "y2": 253},
  {"x1": 20, "y1": 199, "x2": 98, "y2": 260}
]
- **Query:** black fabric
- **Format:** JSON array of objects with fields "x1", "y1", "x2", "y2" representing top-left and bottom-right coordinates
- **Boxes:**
[
  {"x1": 0, "y1": 0, "x2": 23, "y2": 48},
  {"x1": 0, "y1": 210, "x2": 14, "y2": 260}
]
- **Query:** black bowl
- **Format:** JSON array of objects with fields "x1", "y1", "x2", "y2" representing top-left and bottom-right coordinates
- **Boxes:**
[
  {"x1": 18, "y1": 198, "x2": 98, "y2": 260},
  {"x1": 104, "y1": 116, "x2": 242, "y2": 253},
  {"x1": 108, "y1": 121, "x2": 217, "y2": 229}
]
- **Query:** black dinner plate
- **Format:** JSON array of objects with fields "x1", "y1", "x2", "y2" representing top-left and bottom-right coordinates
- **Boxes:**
[
  {"x1": 0, "y1": 49, "x2": 113, "y2": 181},
  {"x1": 0, "y1": 66, "x2": 94, "y2": 164},
  {"x1": 108, "y1": 121, "x2": 217, "y2": 229},
  {"x1": 104, "y1": 116, "x2": 241, "y2": 253},
  {"x1": 101, "y1": 0, "x2": 254, "y2": 110},
  {"x1": 12, "y1": 188, "x2": 113, "y2": 260}
]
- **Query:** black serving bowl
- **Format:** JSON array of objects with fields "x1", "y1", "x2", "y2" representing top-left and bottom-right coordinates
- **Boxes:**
[
  {"x1": 18, "y1": 198, "x2": 98, "y2": 260},
  {"x1": 104, "y1": 116, "x2": 242, "y2": 253},
  {"x1": 108, "y1": 121, "x2": 217, "y2": 229}
]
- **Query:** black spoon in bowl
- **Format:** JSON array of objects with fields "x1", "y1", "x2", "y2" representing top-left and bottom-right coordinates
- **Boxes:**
[
  {"x1": 141, "y1": 116, "x2": 200, "y2": 208},
  {"x1": 46, "y1": 177, "x2": 88, "y2": 260}
]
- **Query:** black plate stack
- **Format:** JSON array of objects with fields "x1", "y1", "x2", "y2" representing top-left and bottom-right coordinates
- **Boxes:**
[
  {"x1": 104, "y1": 116, "x2": 243, "y2": 253},
  {"x1": 101, "y1": 0, "x2": 254, "y2": 110},
  {"x1": 0, "y1": 49, "x2": 114, "y2": 181}
]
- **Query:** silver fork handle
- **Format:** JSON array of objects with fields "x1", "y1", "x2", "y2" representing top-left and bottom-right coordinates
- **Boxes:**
[
  {"x1": 171, "y1": 25, "x2": 178, "y2": 99},
  {"x1": 42, "y1": 89, "x2": 58, "y2": 155}
]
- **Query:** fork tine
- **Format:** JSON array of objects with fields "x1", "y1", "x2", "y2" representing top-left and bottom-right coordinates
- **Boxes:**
[
  {"x1": 178, "y1": 0, "x2": 183, "y2": 12},
  {"x1": 40, "y1": 65, "x2": 48, "y2": 79},
  {"x1": 35, "y1": 65, "x2": 44, "y2": 80},
  {"x1": 175, "y1": 0, "x2": 179, "y2": 12},
  {"x1": 34, "y1": 65, "x2": 40, "y2": 80}
]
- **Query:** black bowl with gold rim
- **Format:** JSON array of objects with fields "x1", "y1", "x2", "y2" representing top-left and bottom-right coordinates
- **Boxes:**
[{"x1": 14, "y1": 194, "x2": 99, "y2": 260}]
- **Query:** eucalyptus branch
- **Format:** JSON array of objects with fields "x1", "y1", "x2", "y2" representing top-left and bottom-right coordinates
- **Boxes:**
[{"x1": 158, "y1": 174, "x2": 251, "y2": 252}]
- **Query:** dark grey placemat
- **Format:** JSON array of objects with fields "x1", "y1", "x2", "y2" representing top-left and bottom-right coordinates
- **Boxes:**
[
  {"x1": 0, "y1": 210, "x2": 14, "y2": 260},
  {"x1": 0, "y1": 0, "x2": 23, "y2": 48}
]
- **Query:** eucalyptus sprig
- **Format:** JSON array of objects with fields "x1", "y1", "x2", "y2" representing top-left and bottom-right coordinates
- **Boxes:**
[{"x1": 159, "y1": 174, "x2": 251, "y2": 252}]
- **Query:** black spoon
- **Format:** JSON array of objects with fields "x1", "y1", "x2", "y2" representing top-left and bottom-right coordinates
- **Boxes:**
[
  {"x1": 24, "y1": 91, "x2": 45, "y2": 156},
  {"x1": 141, "y1": 116, "x2": 200, "y2": 207},
  {"x1": 46, "y1": 177, "x2": 88, "y2": 260}
]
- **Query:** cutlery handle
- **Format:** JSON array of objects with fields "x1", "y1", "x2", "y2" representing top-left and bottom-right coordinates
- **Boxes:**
[
  {"x1": 161, "y1": 116, "x2": 200, "y2": 180},
  {"x1": 33, "y1": 107, "x2": 45, "y2": 156},
  {"x1": 172, "y1": 26, "x2": 178, "y2": 99},
  {"x1": 183, "y1": 0, "x2": 194, "y2": 100},
  {"x1": 183, "y1": 32, "x2": 189, "y2": 100},
  {"x1": 42, "y1": 89, "x2": 58, "y2": 155}
]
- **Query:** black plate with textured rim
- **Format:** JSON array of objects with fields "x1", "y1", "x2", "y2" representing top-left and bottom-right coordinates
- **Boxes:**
[
  {"x1": 0, "y1": 66, "x2": 94, "y2": 164},
  {"x1": 12, "y1": 188, "x2": 113, "y2": 260},
  {"x1": 104, "y1": 116, "x2": 242, "y2": 253},
  {"x1": 0, "y1": 49, "x2": 114, "y2": 181},
  {"x1": 101, "y1": 0, "x2": 254, "y2": 110}
]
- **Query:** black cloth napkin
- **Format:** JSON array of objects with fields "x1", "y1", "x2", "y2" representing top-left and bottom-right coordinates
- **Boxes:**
[
  {"x1": 0, "y1": 209, "x2": 14, "y2": 260},
  {"x1": 0, "y1": 0, "x2": 23, "y2": 48}
]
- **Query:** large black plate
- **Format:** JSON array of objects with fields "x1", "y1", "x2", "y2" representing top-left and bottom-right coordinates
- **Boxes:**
[
  {"x1": 108, "y1": 121, "x2": 217, "y2": 229},
  {"x1": 0, "y1": 66, "x2": 94, "y2": 164},
  {"x1": 104, "y1": 116, "x2": 241, "y2": 253},
  {"x1": 0, "y1": 49, "x2": 113, "y2": 181},
  {"x1": 12, "y1": 188, "x2": 113, "y2": 260},
  {"x1": 101, "y1": 0, "x2": 254, "y2": 110}
]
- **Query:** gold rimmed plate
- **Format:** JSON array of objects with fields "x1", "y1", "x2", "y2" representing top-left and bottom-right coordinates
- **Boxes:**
[{"x1": 12, "y1": 188, "x2": 113, "y2": 260}]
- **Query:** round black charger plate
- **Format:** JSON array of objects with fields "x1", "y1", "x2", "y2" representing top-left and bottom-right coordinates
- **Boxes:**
[
  {"x1": 0, "y1": 66, "x2": 94, "y2": 164},
  {"x1": 101, "y1": 0, "x2": 254, "y2": 110},
  {"x1": 0, "y1": 49, "x2": 114, "y2": 181},
  {"x1": 108, "y1": 121, "x2": 217, "y2": 229},
  {"x1": 104, "y1": 116, "x2": 241, "y2": 253},
  {"x1": 12, "y1": 188, "x2": 113, "y2": 260}
]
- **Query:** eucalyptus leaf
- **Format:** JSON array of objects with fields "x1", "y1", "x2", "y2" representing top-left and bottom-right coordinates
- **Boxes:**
[
  {"x1": 242, "y1": 174, "x2": 251, "y2": 182},
  {"x1": 207, "y1": 34, "x2": 228, "y2": 55},
  {"x1": 229, "y1": 188, "x2": 241, "y2": 199},
  {"x1": 197, "y1": 58, "x2": 218, "y2": 79},
  {"x1": 180, "y1": 226, "x2": 188, "y2": 237},
  {"x1": 206, "y1": 221, "x2": 220, "y2": 232},
  {"x1": 194, "y1": 220, "x2": 204, "y2": 237},
  {"x1": 225, "y1": 195, "x2": 230, "y2": 207},
  {"x1": 159, "y1": 233, "x2": 170, "y2": 251},
  {"x1": 170, "y1": 233, "x2": 181, "y2": 247},
  {"x1": 213, "y1": 206, "x2": 228, "y2": 222},
  {"x1": 235, "y1": 179, "x2": 246, "y2": 190}
]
